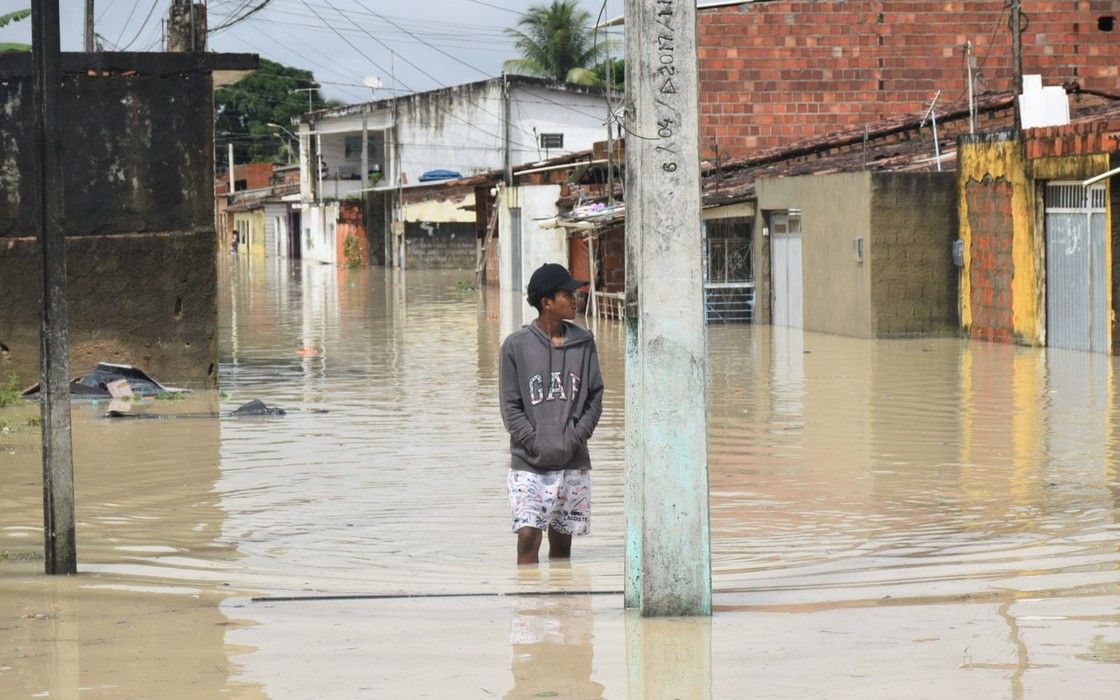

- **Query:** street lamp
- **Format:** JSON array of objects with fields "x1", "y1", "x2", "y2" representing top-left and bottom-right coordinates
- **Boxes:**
[{"x1": 266, "y1": 123, "x2": 298, "y2": 165}]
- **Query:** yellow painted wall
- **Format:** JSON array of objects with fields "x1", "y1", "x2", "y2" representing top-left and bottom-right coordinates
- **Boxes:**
[
  {"x1": 232, "y1": 210, "x2": 267, "y2": 257},
  {"x1": 959, "y1": 139, "x2": 1111, "y2": 348},
  {"x1": 957, "y1": 138, "x2": 1039, "y2": 344}
]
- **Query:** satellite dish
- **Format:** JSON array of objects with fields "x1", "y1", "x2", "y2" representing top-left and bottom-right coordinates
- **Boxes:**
[{"x1": 362, "y1": 76, "x2": 383, "y2": 91}]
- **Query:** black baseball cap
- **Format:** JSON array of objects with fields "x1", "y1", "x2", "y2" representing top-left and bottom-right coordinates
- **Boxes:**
[{"x1": 527, "y1": 263, "x2": 589, "y2": 300}]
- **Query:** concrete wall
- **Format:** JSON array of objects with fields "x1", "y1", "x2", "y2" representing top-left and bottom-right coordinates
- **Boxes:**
[
  {"x1": 756, "y1": 173, "x2": 874, "y2": 337},
  {"x1": 0, "y1": 52, "x2": 252, "y2": 389},
  {"x1": 498, "y1": 184, "x2": 566, "y2": 337},
  {"x1": 402, "y1": 221, "x2": 476, "y2": 269},
  {"x1": 869, "y1": 172, "x2": 959, "y2": 337},
  {"x1": 698, "y1": 1, "x2": 1120, "y2": 157},
  {"x1": 755, "y1": 171, "x2": 959, "y2": 338},
  {"x1": 1, "y1": 234, "x2": 218, "y2": 390},
  {"x1": 511, "y1": 85, "x2": 614, "y2": 164},
  {"x1": 397, "y1": 192, "x2": 477, "y2": 269},
  {"x1": 301, "y1": 203, "x2": 340, "y2": 265}
]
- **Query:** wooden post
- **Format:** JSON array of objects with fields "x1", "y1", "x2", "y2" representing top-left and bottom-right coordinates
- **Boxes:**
[
  {"x1": 624, "y1": 0, "x2": 711, "y2": 616},
  {"x1": 32, "y1": 0, "x2": 77, "y2": 575}
]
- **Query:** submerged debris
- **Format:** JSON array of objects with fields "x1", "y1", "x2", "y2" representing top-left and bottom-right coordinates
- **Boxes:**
[
  {"x1": 21, "y1": 363, "x2": 187, "y2": 399},
  {"x1": 230, "y1": 399, "x2": 286, "y2": 417},
  {"x1": 104, "y1": 399, "x2": 293, "y2": 420}
]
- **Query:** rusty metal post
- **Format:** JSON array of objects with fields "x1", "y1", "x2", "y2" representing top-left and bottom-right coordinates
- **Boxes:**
[{"x1": 32, "y1": 0, "x2": 77, "y2": 575}]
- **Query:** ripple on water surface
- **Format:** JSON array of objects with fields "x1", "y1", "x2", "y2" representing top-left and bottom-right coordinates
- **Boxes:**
[{"x1": 9, "y1": 261, "x2": 1118, "y2": 610}]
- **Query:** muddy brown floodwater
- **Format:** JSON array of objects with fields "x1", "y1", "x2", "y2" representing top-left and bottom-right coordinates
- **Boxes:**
[{"x1": 3, "y1": 256, "x2": 1120, "y2": 699}]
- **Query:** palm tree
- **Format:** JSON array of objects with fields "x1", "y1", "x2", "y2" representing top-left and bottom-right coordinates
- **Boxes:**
[
  {"x1": 0, "y1": 9, "x2": 32, "y2": 53},
  {"x1": 503, "y1": 0, "x2": 612, "y2": 86}
]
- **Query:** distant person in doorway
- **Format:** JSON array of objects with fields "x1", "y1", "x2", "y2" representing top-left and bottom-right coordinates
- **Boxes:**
[
  {"x1": 230, "y1": 230, "x2": 240, "y2": 254},
  {"x1": 499, "y1": 263, "x2": 604, "y2": 566}
]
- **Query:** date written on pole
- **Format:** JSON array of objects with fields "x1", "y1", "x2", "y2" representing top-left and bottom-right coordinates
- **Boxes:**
[{"x1": 654, "y1": 0, "x2": 679, "y2": 175}]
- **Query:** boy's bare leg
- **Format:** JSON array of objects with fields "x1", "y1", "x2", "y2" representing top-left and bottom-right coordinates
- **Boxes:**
[
  {"x1": 547, "y1": 527, "x2": 572, "y2": 559},
  {"x1": 516, "y1": 526, "x2": 543, "y2": 565}
]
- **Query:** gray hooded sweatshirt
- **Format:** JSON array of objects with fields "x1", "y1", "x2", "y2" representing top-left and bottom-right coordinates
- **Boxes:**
[{"x1": 499, "y1": 320, "x2": 604, "y2": 473}]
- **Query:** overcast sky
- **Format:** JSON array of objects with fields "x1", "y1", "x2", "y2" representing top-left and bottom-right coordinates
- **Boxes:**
[{"x1": 2, "y1": 0, "x2": 625, "y2": 103}]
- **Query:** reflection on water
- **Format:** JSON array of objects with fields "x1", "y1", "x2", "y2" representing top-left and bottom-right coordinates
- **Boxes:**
[
  {"x1": 215, "y1": 258, "x2": 626, "y2": 595},
  {"x1": 3, "y1": 255, "x2": 1120, "y2": 697},
  {"x1": 505, "y1": 565, "x2": 604, "y2": 699},
  {"x1": 708, "y1": 324, "x2": 1120, "y2": 609}
]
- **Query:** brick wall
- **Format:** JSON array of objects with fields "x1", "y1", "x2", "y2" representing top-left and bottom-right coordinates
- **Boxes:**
[
  {"x1": 1023, "y1": 120, "x2": 1120, "y2": 158},
  {"x1": 597, "y1": 227, "x2": 625, "y2": 293},
  {"x1": 698, "y1": 1, "x2": 1120, "y2": 158},
  {"x1": 966, "y1": 177, "x2": 1016, "y2": 343},
  {"x1": 337, "y1": 201, "x2": 368, "y2": 268}
]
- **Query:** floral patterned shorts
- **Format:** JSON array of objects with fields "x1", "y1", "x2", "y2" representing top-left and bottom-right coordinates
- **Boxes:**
[{"x1": 507, "y1": 468, "x2": 591, "y2": 536}]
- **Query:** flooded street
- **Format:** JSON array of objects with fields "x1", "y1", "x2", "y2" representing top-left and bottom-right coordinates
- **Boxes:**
[{"x1": 3, "y1": 255, "x2": 1120, "y2": 698}]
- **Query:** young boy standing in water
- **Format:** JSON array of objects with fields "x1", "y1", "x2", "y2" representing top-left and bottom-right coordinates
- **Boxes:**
[{"x1": 499, "y1": 263, "x2": 604, "y2": 565}]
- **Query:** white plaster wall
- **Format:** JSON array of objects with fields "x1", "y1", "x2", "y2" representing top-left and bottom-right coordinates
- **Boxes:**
[
  {"x1": 510, "y1": 86, "x2": 612, "y2": 165},
  {"x1": 396, "y1": 83, "x2": 506, "y2": 183},
  {"x1": 402, "y1": 192, "x2": 476, "y2": 223},
  {"x1": 302, "y1": 203, "x2": 339, "y2": 265},
  {"x1": 498, "y1": 183, "x2": 566, "y2": 339},
  {"x1": 306, "y1": 81, "x2": 613, "y2": 194}
]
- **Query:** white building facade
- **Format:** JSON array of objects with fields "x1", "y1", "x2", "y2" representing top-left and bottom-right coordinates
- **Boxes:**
[{"x1": 293, "y1": 76, "x2": 613, "y2": 267}]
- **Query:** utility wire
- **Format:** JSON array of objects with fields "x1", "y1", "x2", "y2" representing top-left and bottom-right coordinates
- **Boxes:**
[
  {"x1": 211, "y1": 0, "x2": 277, "y2": 34},
  {"x1": 351, "y1": 0, "x2": 491, "y2": 80},
  {"x1": 118, "y1": 0, "x2": 162, "y2": 50},
  {"x1": 312, "y1": 0, "x2": 543, "y2": 147}
]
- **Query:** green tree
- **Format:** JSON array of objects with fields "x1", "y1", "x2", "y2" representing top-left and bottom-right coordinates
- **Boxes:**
[
  {"x1": 503, "y1": 0, "x2": 612, "y2": 86},
  {"x1": 0, "y1": 9, "x2": 31, "y2": 53},
  {"x1": 592, "y1": 57, "x2": 625, "y2": 92},
  {"x1": 215, "y1": 58, "x2": 336, "y2": 165}
]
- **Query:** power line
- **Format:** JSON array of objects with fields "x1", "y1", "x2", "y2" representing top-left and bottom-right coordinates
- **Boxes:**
[
  {"x1": 351, "y1": 0, "x2": 491, "y2": 80},
  {"x1": 464, "y1": 0, "x2": 524, "y2": 14},
  {"x1": 118, "y1": 0, "x2": 162, "y2": 51},
  {"x1": 211, "y1": 0, "x2": 278, "y2": 34},
  {"x1": 111, "y1": 0, "x2": 144, "y2": 48}
]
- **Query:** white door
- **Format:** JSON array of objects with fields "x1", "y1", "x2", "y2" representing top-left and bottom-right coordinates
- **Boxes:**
[{"x1": 771, "y1": 213, "x2": 803, "y2": 328}]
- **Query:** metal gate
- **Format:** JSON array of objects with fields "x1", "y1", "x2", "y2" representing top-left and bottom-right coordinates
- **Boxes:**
[
  {"x1": 702, "y1": 217, "x2": 754, "y2": 323},
  {"x1": 1045, "y1": 182, "x2": 1107, "y2": 353},
  {"x1": 771, "y1": 213, "x2": 803, "y2": 328}
]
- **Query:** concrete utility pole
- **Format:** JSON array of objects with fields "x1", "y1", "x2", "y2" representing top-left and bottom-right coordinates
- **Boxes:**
[
  {"x1": 1011, "y1": 0, "x2": 1023, "y2": 130},
  {"x1": 623, "y1": 0, "x2": 711, "y2": 616},
  {"x1": 84, "y1": 0, "x2": 94, "y2": 51},
  {"x1": 32, "y1": 0, "x2": 77, "y2": 575}
]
